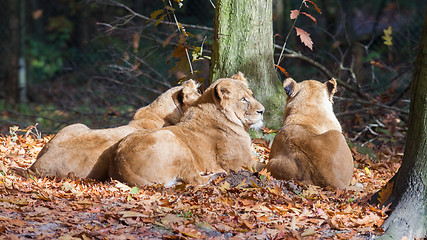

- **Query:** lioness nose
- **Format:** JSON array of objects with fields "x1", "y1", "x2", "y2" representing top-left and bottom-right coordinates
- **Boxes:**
[{"x1": 257, "y1": 109, "x2": 264, "y2": 115}]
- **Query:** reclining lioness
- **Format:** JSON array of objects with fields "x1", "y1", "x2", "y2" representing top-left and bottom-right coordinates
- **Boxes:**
[
  {"x1": 30, "y1": 80, "x2": 200, "y2": 179},
  {"x1": 108, "y1": 72, "x2": 265, "y2": 186},
  {"x1": 266, "y1": 78, "x2": 353, "y2": 188}
]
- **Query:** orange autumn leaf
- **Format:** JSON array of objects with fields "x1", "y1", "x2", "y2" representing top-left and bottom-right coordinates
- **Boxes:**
[
  {"x1": 275, "y1": 64, "x2": 290, "y2": 77},
  {"x1": 378, "y1": 179, "x2": 394, "y2": 205},
  {"x1": 304, "y1": 0, "x2": 322, "y2": 14},
  {"x1": 301, "y1": 11, "x2": 317, "y2": 24},
  {"x1": 0, "y1": 127, "x2": 401, "y2": 238}
]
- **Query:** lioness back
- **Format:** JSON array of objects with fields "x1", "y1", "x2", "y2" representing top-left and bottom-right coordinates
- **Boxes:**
[
  {"x1": 110, "y1": 129, "x2": 199, "y2": 185},
  {"x1": 108, "y1": 72, "x2": 265, "y2": 186},
  {"x1": 267, "y1": 78, "x2": 353, "y2": 188}
]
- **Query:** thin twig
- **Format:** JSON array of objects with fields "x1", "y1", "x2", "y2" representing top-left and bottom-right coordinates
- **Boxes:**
[
  {"x1": 274, "y1": 44, "x2": 369, "y2": 99},
  {"x1": 334, "y1": 96, "x2": 409, "y2": 114},
  {"x1": 387, "y1": 84, "x2": 410, "y2": 107},
  {"x1": 91, "y1": 75, "x2": 163, "y2": 95},
  {"x1": 208, "y1": 0, "x2": 215, "y2": 8},
  {"x1": 98, "y1": 0, "x2": 214, "y2": 31},
  {"x1": 335, "y1": 108, "x2": 369, "y2": 117},
  {"x1": 166, "y1": 0, "x2": 194, "y2": 75},
  {"x1": 132, "y1": 56, "x2": 172, "y2": 88},
  {"x1": 276, "y1": 0, "x2": 305, "y2": 68}
]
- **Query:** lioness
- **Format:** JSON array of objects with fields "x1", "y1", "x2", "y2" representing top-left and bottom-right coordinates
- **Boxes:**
[
  {"x1": 108, "y1": 72, "x2": 265, "y2": 186},
  {"x1": 266, "y1": 78, "x2": 353, "y2": 188},
  {"x1": 30, "y1": 80, "x2": 200, "y2": 179}
]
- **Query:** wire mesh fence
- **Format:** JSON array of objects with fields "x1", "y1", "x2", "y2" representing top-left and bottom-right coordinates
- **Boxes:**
[{"x1": 0, "y1": 0, "x2": 425, "y2": 134}]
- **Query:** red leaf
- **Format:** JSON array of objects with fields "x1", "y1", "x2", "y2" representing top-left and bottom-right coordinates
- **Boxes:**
[
  {"x1": 304, "y1": 0, "x2": 322, "y2": 14},
  {"x1": 295, "y1": 27, "x2": 313, "y2": 50},
  {"x1": 275, "y1": 64, "x2": 290, "y2": 77},
  {"x1": 301, "y1": 11, "x2": 317, "y2": 24},
  {"x1": 290, "y1": 10, "x2": 299, "y2": 20}
]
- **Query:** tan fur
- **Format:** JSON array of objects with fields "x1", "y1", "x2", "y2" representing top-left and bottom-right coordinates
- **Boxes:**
[
  {"x1": 108, "y1": 72, "x2": 265, "y2": 186},
  {"x1": 266, "y1": 78, "x2": 353, "y2": 188},
  {"x1": 30, "y1": 80, "x2": 201, "y2": 179}
]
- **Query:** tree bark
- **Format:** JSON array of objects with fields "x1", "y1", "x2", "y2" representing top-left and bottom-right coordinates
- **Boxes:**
[
  {"x1": 1, "y1": 0, "x2": 20, "y2": 105},
  {"x1": 209, "y1": 0, "x2": 285, "y2": 129},
  {"x1": 374, "y1": 8, "x2": 427, "y2": 240}
]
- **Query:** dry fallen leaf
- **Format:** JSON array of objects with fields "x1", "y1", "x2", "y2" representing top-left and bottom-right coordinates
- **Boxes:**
[
  {"x1": 301, "y1": 227, "x2": 316, "y2": 237},
  {"x1": 162, "y1": 214, "x2": 186, "y2": 225},
  {"x1": 0, "y1": 132, "x2": 399, "y2": 239},
  {"x1": 119, "y1": 211, "x2": 149, "y2": 218}
]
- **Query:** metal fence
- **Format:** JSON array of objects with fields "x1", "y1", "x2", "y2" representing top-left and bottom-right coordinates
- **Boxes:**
[{"x1": 0, "y1": 0, "x2": 425, "y2": 134}]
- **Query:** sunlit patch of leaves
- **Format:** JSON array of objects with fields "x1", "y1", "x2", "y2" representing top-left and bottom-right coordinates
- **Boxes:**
[{"x1": 0, "y1": 127, "x2": 401, "y2": 239}]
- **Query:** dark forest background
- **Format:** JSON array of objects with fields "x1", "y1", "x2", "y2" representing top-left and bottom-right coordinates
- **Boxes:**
[{"x1": 0, "y1": 0, "x2": 426, "y2": 147}]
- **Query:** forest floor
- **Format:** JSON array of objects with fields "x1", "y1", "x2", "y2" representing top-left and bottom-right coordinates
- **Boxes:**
[{"x1": 0, "y1": 126, "x2": 401, "y2": 239}]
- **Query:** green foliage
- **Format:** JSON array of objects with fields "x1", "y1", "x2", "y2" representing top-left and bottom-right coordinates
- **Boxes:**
[
  {"x1": 180, "y1": 211, "x2": 194, "y2": 219},
  {"x1": 129, "y1": 186, "x2": 139, "y2": 195},
  {"x1": 262, "y1": 94, "x2": 286, "y2": 130},
  {"x1": 248, "y1": 129, "x2": 263, "y2": 139},
  {"x1": 262, "y1": 132, "x2": 276, "y2": 144},
  {"x1": 0, "y1": 99, "x2": 136, "y2": 134},
  {"x1": 28, "y1": 39, "x2": 64, "y2": 81},
  {"x1": 127, "y1": 186, "x2": 139, "y2": 201},
  {"x1": 362, "y1": 52, "x2": 382, "y2": 62},
  {"x1": 27, "y1": 16, "x2": 73, "y2": 82}
]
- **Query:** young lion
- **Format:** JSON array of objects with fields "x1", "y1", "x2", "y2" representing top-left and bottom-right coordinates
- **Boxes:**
[
  {"x1": 30, "y1": 80, "x2": 200, "y2": 179},
  {"x1": 266, "y1": 78, "x2": 353, "y2": 188},
  {"x1": 108, "y1": 72, "x2": 265, "y2": 186}
]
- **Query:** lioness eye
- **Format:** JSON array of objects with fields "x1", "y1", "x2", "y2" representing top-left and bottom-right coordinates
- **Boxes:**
[{"x1": 241, "y1": 97, "x2": 248, "y2": 102}]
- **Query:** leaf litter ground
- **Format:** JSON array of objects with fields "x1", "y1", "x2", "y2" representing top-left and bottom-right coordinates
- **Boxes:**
[{"x1": 0, "y1": 130, "x2": 401, "y2": 239}]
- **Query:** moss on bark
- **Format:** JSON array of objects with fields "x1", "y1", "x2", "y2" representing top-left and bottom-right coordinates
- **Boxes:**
[{"x1": 209, "y1": 0, "x2": 285, "y2": 129}]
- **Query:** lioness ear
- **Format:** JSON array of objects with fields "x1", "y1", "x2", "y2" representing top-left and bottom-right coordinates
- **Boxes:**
[
  {"x1": 325, "y1": 78, "x2": 337, "y2": 102},
  {"x1": 283, "y1": 78, "x2": 298, "y2": 97},
  {"x1": 177, "y1": 79, "x2": 200, "y2": 105},
  {"x1": 230, "y1": 72, "x2": 248, "y2": 86},
  {"x1": 215, "y1": 81, "x2": 232, "y2": 99},
  {"x1": 181, "y1": 79, "x2": 200, "y2": 90},
  {"x1": 213, "y1": 81, "x2": 233, "y2": 108}
]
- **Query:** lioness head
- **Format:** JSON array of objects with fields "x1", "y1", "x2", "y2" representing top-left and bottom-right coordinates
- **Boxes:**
[
  {"x1": 283, "y1": 77, "x2": 337, "y2": 104},
  {"x1": 210, "y1": 72, "x2": 265, "y2": 130},
  {"x1": 133, "y1": 79, "x2": 201, "y2": 125},
  {"x1": 174, "y1": 79, "x2": 201, "y2": 112},
  {"x1": 281, "y1": 77, "x2": 340, "y2": 133}
]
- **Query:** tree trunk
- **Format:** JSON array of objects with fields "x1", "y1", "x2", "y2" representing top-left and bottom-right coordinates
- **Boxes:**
[
  {"x1": 209, "y1": 0, "x2": 285, "y2": 129},
  {"x1": 1, "y1": 0, "x2": 20, "y2": 105},
  {"x1": 374, "y1": 8, "x2": 427, "y2": 240},
  {"x1": 18, "y1": 0, "x2": 27, "y2": 104}
]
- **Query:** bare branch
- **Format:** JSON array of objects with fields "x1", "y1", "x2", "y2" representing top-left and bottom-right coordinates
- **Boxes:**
[
  {"x1": 334, "y1": 96, "x2": 409, "y2": 114},
  {"x1": 276, "y1": 0, "x2": 305, "y2": 68},
  {"x1": 93, "y1": 0, "x2": 214, "y2": 31},
  {"x1": 92, "y1": 75, "x2": 163, "y2": 95},
  {"x1": 274, "y1": 44, "x2": 369, "y2": 99},
  {"x1": 335, "y1": 108, "x2": 369, "y2": 117}
]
